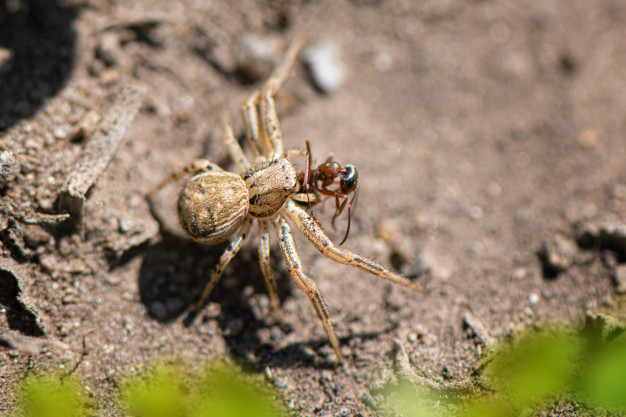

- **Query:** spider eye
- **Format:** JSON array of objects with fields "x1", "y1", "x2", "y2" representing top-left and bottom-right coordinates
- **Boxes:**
[{"x1": 340, "y1": 165, "x2": 358, "y2": 193}]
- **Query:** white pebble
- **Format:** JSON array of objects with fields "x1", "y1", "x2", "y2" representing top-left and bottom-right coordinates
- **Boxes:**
[
  {"x1": 528, "y1": 292, "x2": 540, "y2": 304},
  {"x1": 469, "y1": 205, "x2": 483, "y2": 220},
  {"x1": 242, "y1": 34, "x2": 279, "y2": 62},
  {"x1": 304, "y1": 41, "x2": 346, "y2": 94}
]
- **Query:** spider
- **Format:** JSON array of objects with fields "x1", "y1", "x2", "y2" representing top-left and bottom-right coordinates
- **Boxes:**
[{"x1": 149, "y1": 36, "x2": 420, "y2": 362}]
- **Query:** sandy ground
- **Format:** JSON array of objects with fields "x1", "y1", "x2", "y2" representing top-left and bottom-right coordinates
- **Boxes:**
[{"x1": 1, "y1": 0, "x2": 626, "y2": 415}]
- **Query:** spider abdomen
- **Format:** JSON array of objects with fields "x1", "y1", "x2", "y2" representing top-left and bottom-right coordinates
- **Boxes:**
[{"x1": 178, "y1": 171, "x2": 249, "y2": 245}]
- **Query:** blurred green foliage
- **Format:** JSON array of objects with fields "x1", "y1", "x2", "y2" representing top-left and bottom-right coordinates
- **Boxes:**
[
  {"x1": 119, "y1": 360, "x2": 287, "y2": 417},
  {"x1": 119, "y1": 362, "x2": 187, "y2": 417},
  {"x1": 580, "y1": 331, "x2": 626, "y2": 412},
  {"x1": 191, "y1": 361, "x2": 287, "y2": 417},
  {"x1": 380, "y1": 322, "x2": 626, "y2": 417},
  {"x1": 8, "y1": 317, "x2": 626, "y2": 417},
  {"x1": 15, "y1": 373, "x2": 92, "y2": 417},
  {"x1": 484, "y1": 329, "x2": 582, "y2": 412}
]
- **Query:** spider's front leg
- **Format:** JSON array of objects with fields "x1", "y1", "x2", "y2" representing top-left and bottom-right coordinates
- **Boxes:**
[
  {"x1": 281, "y1": 200, "x2": 421, "y2": 291},
  {"x1": 241, "y1": 91, "x2": 266, "y2": 157},
  {"x1": 260, "y1": 35, "x2": 305, "y2": 157},
  {"x1": 272, "y1": 214, "x2": 344, "y2": 362}
]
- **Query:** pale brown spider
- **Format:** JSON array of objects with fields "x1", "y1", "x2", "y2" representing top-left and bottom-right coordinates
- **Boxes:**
[{"x1": 149, "y1": 36, "x2": 420, "y2": 362}]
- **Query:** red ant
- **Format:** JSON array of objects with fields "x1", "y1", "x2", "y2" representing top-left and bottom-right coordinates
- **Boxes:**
[{"x1": 295, "y1": 141, "x2": 359, "y2": 245}]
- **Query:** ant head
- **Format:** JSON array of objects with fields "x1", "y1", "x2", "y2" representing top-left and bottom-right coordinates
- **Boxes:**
[{"x1": 340, "y1": 164, "x2": 358, "y2": 194}]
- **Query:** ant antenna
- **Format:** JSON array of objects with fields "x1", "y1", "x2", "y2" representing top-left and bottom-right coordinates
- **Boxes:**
[{"x1": 334, "y1": 164, "x2": 359, "y2": 245}]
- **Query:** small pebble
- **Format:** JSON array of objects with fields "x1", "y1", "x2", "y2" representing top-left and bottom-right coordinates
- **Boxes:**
[
  {"x1": 578, "y1": 127, "x2": 598, "y2": 149},
  {"x1": 304, "y1": 41, "x2": 346, "y2": 94},
  {"x1": 613, "y1": 264, "x2": 626, "y2": 294},
  {"x1": 96, "y1": 33, "x2": 122, "y2": 67},
  {"x1": 62, "y1": 294, "x2": 78, "y2": 305},
  {"x1": 469, "y1": 205, "x2": 483, "y2": 220},
  {"x1": 528, "y1": 292, "x2": 540, "y2": 304},
  {"x1": 512, "y1": 267, "x2": 527, "y2": 280},
  {"x1": 118, "y1": 218, "x2": 133, "y2": 233},
  {"x1": 70, "y1": 111, "x2": 101, "y2": 142},
  {"x1": 0, "y1": 150, "x2": 19, "y2": 188},
  {"x1": 537, "y1": 234, "x2": 577, "y2": 275},
  {"x1": 53, "y1": 124, "x2": 72, "y2": 140},
  {"x1": 238, "y1": 34, "x2": 280, "y2": 82}
]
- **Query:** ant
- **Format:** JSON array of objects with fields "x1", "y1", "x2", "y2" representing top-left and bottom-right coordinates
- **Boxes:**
[{"x1": 294, "y1": 141, "x2": 359, "y2": 245}]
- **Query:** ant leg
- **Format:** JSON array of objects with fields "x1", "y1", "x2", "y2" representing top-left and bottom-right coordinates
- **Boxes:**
[
  {"x1": 258, "y1": 219, "x2": 281, "y2": 318},
  {"x1": 331, "y1": 194, "x2": 347, "y2": 227},
  {"x1": 335, "y1": 196, "x2": 353, "y2": 246},
  {"x1": 221, "y1": 114, "x2": 250, "y2": 173},
  {"x1": 281, "y1": 200, "x2": 421, "y2": 291},
  {"x1": 147, "y1": 159, "x2": 224, "y2": 197},
  {"x1": 272, "y1": 214, "x2": 344, "y2": 362},
  {"x1": 192, "y1": 218, "x2": 253, "y2": 314}
]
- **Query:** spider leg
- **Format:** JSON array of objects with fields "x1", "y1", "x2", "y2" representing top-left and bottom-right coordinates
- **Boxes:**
[
  {"x1": 264, "y1": 34, "x2": 306, "y2": 96},
  {"x1": 260, "y1": 35, "x2": 306, "y2": 158},
  {"x1": 147, "y1": 159, "x2": 224, "y2": 197},
  {"x1": 258, "y1": 219, "x2": 281, "y2": 318},
  {"x1": 221, "y1": 114, "x2": 250, "y2": 172},
  {"x1": 192, "y1": 218, "x2": 253, "y2": 314},
  {"x1": 241, "y1": 91, "x2": 268, "y2": 157},
  {"x1": 281, "y1": 200, "x2": 421, "y2": 291},
  {"x1": 290, "y1": 193, "x2": 321, "y2": 205},
  {"x1": 283, "y1": 149, "x2": 307, "y2": 159},
  {"x1": 302, "y1": 140, "x2": 315, "y2": 216},
  {"x1": 272, "y1": 214, "x2": 344, "y2": 362}
]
